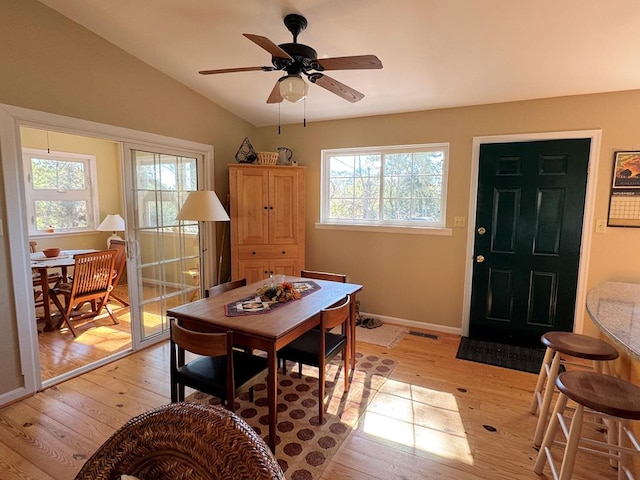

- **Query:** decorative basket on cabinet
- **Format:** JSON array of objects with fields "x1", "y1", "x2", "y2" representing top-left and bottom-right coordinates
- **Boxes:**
[{"x1": 257, "y1": 152, "x2": 279, "y2": 165}]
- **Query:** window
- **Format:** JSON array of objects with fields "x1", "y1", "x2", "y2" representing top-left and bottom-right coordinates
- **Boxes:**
[
  {"x1": 321, "y1": 143, "x2": 449, "y2": 229},
  {"x1": 22, "y1": 148, "x2": 99, "y2": 234}
]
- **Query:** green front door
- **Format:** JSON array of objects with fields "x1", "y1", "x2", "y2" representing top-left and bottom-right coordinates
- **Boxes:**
[{"x1": 469, "y1": 139, "x2": 590, "y2": 346}]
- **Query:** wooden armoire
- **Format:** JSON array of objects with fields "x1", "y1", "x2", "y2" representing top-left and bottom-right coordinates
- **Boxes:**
[{"x1": 229, "y1": 164, "x2": 305, "y2": 284}]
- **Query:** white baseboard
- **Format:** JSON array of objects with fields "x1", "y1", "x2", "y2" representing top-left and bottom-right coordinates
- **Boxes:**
[{"x1": 360, "y1": 311, "x2": 462, "y2": 336}]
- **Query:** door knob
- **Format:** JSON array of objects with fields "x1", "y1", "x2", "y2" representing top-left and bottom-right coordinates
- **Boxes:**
[
  {"x1": 477, "y1": 227, "x2": 486, "y2": 235},
  {"x1": 476, "y1": 255, "x2": 485, "y2": 263}
]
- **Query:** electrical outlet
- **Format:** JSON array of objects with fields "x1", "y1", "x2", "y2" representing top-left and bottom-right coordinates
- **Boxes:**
[
  {"x1": 595, "y1": 219, "x2": 607, "y2": 233},
  {"x1": 453, "y1": 216, "x2": 466, "y2": 228}
]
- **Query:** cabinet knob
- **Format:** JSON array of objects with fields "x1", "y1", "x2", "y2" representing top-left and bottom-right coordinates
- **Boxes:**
[
  {"x1": 269, "y1": 206, "x2": 273, "y2": 210},
  {"x1": 282, "y1": 250, "x2": 286, "y2": 255},
  {"x1": 252, "y1": 251, "x2": 256, "y2": 255},
  {"x1": 263, "y1": 206, "x2": 268, "y2": 210}
]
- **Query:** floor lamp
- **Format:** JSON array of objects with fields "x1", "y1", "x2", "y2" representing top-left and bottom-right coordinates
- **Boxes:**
[{"x1": 176, "y1": 191, "x2": 230, "y2": 292}]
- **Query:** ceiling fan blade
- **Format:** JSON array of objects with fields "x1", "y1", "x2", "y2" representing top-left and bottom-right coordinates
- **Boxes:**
[
  {"x1": 243, "y1": 34, "x2": 293, "y2": 60},
  {"x1": 315, "y1": 55, "x2": 382, "y2": 71},
  {"x1": 308, "y1": 73, "x2": 364, "y2": 103},
  {"x1": 266, "y1": 79, "x2": 283, "y2": 104},
  {"x1": 199, "y1": 66, "x2": 273, "y2": 75}
]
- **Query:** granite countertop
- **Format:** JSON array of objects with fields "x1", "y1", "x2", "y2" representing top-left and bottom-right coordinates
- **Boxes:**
[{"x1": 586, "y1": 282, "x2": 640, "y2": 360}]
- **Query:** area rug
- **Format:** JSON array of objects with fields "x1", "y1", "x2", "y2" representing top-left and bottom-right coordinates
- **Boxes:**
[
  {"x1": 456, "y1": 336, "x2": 544, "y2": 374},
  {"x1": 186, "y1": 353, "x2": 396, "y2": 480},
  {"x1": 355, "y1": 322, "x2": 408, "y2": 348}
]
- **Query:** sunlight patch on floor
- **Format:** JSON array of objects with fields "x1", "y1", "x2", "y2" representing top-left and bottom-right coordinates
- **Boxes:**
[{"x1": 361, "y1": 380, "x2": 474, "y2": 465}]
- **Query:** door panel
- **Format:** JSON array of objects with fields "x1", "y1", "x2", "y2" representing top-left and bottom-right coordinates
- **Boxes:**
[
  {"x1": 125, "y1": 147, "x2": 202, "y2": 345},
  {"x1": 469, "y1": 139, "x2": 590, "y2": 346},
  {"x1": 235, "y1": 169, "x2": 269, "y2": 245},
  {"x1": 269, "y1": 170, "x2": 301, "y2": 244}
]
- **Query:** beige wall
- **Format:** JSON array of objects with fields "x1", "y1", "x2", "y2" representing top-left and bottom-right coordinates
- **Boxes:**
[
  {"x1": 0, "y1": 0, "x2": 255, "y2": 396},
  {"x1": 255, "y1": 91, "x2": 640, "y2": 334}
]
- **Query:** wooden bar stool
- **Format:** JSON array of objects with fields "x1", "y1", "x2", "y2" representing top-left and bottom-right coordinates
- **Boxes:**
[
  {"x1": 530, "y1": 332, "x2": 619, "y2": 448},
  {"x1": 533, "y1": 371, "x2": 640, "y2": 480}
]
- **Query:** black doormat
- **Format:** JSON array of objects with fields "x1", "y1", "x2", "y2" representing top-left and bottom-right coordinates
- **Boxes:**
[{"x1": 456, "y1": 337, "x2": 544, "y2": 374}]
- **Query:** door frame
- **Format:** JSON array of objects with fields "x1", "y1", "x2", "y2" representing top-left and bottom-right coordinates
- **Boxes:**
[
  {"x1": 461, "y1": 129, "x2": 602, "y2": 337},
  {"x1": 0, "y1": 103, "x2": 214, "y2": 399}
]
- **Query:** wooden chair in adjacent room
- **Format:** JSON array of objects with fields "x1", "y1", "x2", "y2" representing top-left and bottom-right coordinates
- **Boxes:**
[
  {"x1": 49, "y1": 250, "x2": 119, "y2": 337},
  {"x1": 108, "y1": 239, "x2": 129, "y2": 307},
  {"x1": 277, "y1": 295, "x2": 352, "y2": 423},
  {"x1": 169, "y1": 319, "x2": 268, "y2": 411}
]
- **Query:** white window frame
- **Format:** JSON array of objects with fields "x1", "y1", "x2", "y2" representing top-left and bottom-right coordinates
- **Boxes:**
[
  {"x1": 319, "y1": 143, "x2": 450, "y2": 234},
  {"x1": 22, "y1": 148, "x2": 99, "y2": 236}
]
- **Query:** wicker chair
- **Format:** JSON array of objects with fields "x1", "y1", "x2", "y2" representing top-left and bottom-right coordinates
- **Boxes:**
[{"x1": 74, "y1": 402, "x2": 285, "y2": 480}]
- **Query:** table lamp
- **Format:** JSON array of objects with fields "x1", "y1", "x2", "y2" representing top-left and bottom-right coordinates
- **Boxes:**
[
  {"x1": 176, "y1": 191, "x2": 230, "y2": 286},
  {"x1": 97, "y1": 214, "x2": 125, "y2": 248}
]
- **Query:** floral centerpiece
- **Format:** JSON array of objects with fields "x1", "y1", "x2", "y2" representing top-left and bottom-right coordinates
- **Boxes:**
[{"x1": 257, "y1": 281, "x2": 301, "y2": 303}]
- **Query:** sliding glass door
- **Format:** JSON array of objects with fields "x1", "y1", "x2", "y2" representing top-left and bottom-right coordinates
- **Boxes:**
[{"x1": 124, "y1": 145, "x2": 203, "y2": 345}]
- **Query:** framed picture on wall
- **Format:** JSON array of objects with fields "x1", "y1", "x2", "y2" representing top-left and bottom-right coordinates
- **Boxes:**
[{"x1": 607, "y1": 151, "x2": 640, "y2": 227}]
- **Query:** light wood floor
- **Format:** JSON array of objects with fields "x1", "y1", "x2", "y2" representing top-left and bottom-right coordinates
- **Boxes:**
[
  {"x1": 37, "y1": 285, "x2": 133, "y2": 382},
  {"x1": 1, "y1": 329, "x2": 618, "y2": 479}
]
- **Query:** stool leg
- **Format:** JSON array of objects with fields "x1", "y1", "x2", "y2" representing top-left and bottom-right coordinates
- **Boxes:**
[
  {"x1": 558, "y1": 403, "x2": 584, "y2": 480},
  {"x1": 534, "y1": 392, "x2": 568, "y2": 474},
  {"x1": 530, "y1": 346, "x2": 554, "y2": 415},
  {"x1": 618, "y1": 419, "x2": 629, "y2": 480},
  {"x1": 534, "y1": 351, "x2": 562, "y2": 447}
]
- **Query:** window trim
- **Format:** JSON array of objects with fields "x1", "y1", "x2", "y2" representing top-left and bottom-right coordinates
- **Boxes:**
[
  {"x1": 22, "y1": 148, "x2": 99, "y2": 236},
  {"x1": 320, "y1": 143, "x2": 449, "y2": 230}
]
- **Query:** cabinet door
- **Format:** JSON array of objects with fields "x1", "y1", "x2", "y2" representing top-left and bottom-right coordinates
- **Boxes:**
[
  {"x1": 234, "y1": 168, "x2": 269, "y2": 245},
  {"x1": 270, "y1": 258, "x2": 298, "y2": 277},
  {"x1": 269, "y1": 170, "x2": 303, "y2": 245},
  {"x1": 237, "y1": 260, "x2": 270, "y2": 285}
]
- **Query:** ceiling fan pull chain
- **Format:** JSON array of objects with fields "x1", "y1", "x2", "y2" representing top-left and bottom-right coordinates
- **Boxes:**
[
  {"x1": 303, "y1": 97, "x2": 307, "y2": 128},
  {"x1": 278, "y1": 103, "x2": 281, "y2": 135}
]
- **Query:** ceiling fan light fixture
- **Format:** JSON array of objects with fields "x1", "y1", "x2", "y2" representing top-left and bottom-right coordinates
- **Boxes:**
[{"x1": 279, "y1": 75, "x2": 308, "y2": 102}]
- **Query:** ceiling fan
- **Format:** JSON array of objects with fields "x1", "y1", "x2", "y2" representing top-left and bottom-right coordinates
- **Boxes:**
[{"x1": 199, "y1": 14, "x2": 382, "y2": 104}]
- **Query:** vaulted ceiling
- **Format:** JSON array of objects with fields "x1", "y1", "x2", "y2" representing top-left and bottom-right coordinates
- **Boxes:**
[{"x1": 38, "y1": 0, "x2": 640, "y2": 127}]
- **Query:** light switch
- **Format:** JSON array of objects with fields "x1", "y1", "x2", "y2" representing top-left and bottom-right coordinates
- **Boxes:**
[
  {"x1": 595, "y1": 219, "x2": 607, "y2": 234},
  {"x1": 453, "y1": 216, "x2": 466, "y2": 228}
]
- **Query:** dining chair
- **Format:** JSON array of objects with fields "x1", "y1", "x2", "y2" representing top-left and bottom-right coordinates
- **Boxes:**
[
  {"x1": 301, "y1": 269, "x2": 347, "y2": 283},
  {"x1": 277, "y1": 294, "x2": 352, "y2": 423},
  {"x1": 169, "y1": 319, "x2": 268, "y2": 411},
  {"x1": 49, "y1": 250, "x2": 119, "y2": 337},
  {"x1": 301, "y1": 269, "x2": 348, "y2": 331},
  {"x1": 108, "y1": 239, "x2": 129, "y2": 307},
  {"x1": 204, "y1": 279, "x2": 250, "y2": 353},
  {"x1": 205, "y1": 278, "x2": 247, "y2": 298}
]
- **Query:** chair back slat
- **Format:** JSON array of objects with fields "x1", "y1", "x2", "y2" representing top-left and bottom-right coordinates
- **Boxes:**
[
  {"x1": 170, "y1": 320, "x2": 230, "y2": 358},
  {"x1": 321, "y1": 295, "x2": 351, "y2": 330},
  {"x1": 301, "y1": 270, "x2": 347, "y2": 283},
  {"x1": 205, "y1": 278, "x2": 247, "y2": 298}
]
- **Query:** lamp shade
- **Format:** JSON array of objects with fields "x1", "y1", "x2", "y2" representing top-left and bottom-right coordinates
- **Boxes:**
[
  {"x1": 97, "y1": 214, "x2": 125, "y2": 232},
  {"x1": 279, "y1": 75, "x2": 308, "y2": 103},
  {"x1": 177, "y1": 191, "x2": 230, "y2": 222}
]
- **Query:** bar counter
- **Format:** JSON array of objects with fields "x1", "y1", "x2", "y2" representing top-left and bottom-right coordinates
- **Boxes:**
[{"x1": 586, "y1": 281, "x2": 640, "y2": 360}]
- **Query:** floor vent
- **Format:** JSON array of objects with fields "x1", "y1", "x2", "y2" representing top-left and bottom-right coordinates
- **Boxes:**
[{"x1": 409, "y1": 331, "x2": 439, "y2": 340}]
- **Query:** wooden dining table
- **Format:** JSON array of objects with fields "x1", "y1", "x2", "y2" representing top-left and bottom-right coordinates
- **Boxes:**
[
  {"x1": 31, "y1": 249, "x2": 97, "y2": 331},
  {"x1": 166, "y1": 275, "x2": 363, "y2": 453}
]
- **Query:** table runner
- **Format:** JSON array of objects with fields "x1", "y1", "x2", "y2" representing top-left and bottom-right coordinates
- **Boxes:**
[{"x1": 225, "y1": 280, "x2": 320, "y2": 317}]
